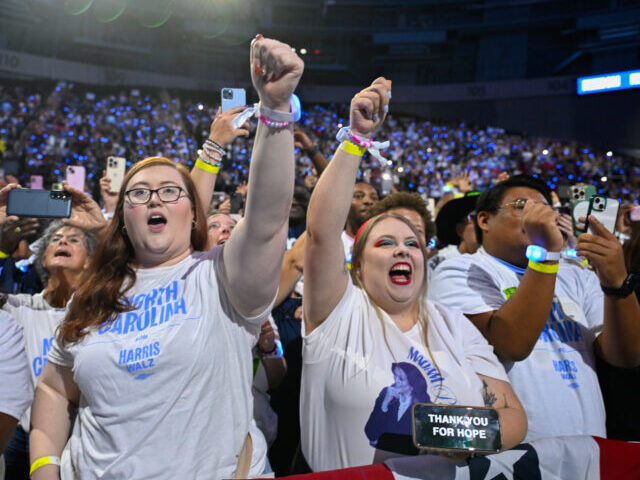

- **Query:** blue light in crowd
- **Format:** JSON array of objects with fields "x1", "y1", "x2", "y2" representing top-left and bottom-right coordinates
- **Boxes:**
[
  {"x1": 408, "y1": 183, "x2": 414, "y2": 188},
  {"x1": 565, "y1": 249, "x2": 578, "y2": 258},
  {"x1": 54, "y1": 169, "x2": 60, "y2": 175},
  {"x1": 598, "y1": 189, "x2": 604, "y2": 194},
  {"x1": 428, "y1": 238, "x2": 437, "y2": 248},
  {"x1": 88, "y1": 173, "x2": 94, "y2": 179},
  {"x1": 568, "y1": 174, "x2": 574, "y2": 180}
]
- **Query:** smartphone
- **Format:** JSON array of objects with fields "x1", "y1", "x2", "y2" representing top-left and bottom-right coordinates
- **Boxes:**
[
  {"x1": 412, "y1": 403, "x2": 501, "y2": 454},
  {"x1": 569, "y1": 184, "x2": 596, "y2": 203},
  {"x1": 229, "y1": 192, "x2": 244, "y2": 214},
  {"x1": 66, "y1": 166, "x2": 86, "y2": 191},
  {"x1": 212, "y1": 191, "x2": 226, "y2": 205},
  {"x1": 221, "y1": 88, "x2": 246, "y2": 113},
  {"x1": 6, "y1": 190, "x2": 72, "y2": 218},
  {"x1": 30, "y1": 175, "x2": 44, "y2": 189},
  {"x1": 52, "y1": 182, "x2": 63, "y2": 191},
  {"x1": 381, "y1": 169, "x2": 393, "y2": 196},
  {"x1": 106, "y1": 156, "x2": 126, "y2": 193},
  {"x1": 585, "y1": 196, "x2": 619, "y2": 234},
  {"x1": 630, "y1": 206, "x2": 640, "y2": 222}
]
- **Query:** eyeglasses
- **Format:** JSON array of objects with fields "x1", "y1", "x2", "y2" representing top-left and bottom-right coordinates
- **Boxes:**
[
  {"x1": 49, "y1": 234, "x2": 84, "y2": 245},
  {"x1": 125, "y1": 186, "x2": 187, "y2": 205},
  {"x1": 499, "y1": 198, "x2": 550, "y2": 213}
]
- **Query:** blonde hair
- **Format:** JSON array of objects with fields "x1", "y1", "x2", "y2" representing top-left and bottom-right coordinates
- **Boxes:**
[{"x1": 349, "y1": 213, "x2": 443, "y2": 401}]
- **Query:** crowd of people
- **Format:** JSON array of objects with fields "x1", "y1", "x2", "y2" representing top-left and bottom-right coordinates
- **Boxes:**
[
  {"x1": 1, "y1": 78, "x2": 639, "y2": 205},
  {"x1": 0, "y1": 34, "x2": 639, "y2": 480}
]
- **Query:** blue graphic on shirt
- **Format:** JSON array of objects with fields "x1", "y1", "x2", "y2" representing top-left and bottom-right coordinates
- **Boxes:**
[
  {"x1": 97, "y1": 281, "x2": 186, "y2": 336},
  {"x1": 537, "y1": 298, "x2": 588, "y2": 389},
  {"x1": 364, "y1": 362, "x2": 431, "y2": 455},
  {"x1": 32, "y1": 336, "x2": 54, "y2": 377},
  {"x1": 95, "y1": 280, "x2": 189, "y2": 378}
]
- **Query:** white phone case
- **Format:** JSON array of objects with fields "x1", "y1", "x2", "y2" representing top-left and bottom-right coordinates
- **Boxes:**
[
  {"x1": 106, "y1": 157, "x2": 126, "y2": 193},
  {"x1": 587, "y1": 196, "x2": 619, "y2": 234}
]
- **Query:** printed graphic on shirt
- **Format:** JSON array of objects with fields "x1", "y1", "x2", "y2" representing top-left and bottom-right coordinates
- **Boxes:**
[
  {"x1": 32, "y1": 336, "x2": 54, "y2": 377},
  {"x1": 364, "y1": 354, "x2": 455, "y2": 455},
  {"x1": 537, "y1": 297, "x2": 589, "y2": 389},
  {"x1": 96, "y1": 280, "x2": 192, "y2": 380}
]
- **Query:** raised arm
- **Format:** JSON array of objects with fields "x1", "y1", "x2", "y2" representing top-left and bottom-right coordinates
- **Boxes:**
[
  {"x1": 220, "y1": 36, "x2": 304, "y2": 318},
  {"x1": 578, "y1": 216, "x2": 640, "y2": 367},
  {"x1": 467, "y1": 202, "x2": 564, "y2": 361},
  {"x1": 303, "y1": 78, "x2": 391, "y2": 333},
  {"x1": 29, "y1": 362, "x2": 80, "y2": 480},
  {"x1": 191, "y1": 106, "x2": 250, "y2": 213}
]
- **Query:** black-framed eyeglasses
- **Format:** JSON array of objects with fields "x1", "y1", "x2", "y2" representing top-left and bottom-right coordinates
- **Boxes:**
[{"x1": 125, "y1": 186, "x2": 187, "y2": 205}]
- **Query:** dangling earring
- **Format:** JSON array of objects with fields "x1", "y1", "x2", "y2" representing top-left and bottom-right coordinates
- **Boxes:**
[
  {"x1": 192, "y1": 220, "x2": 196, "y2": 230},
  {"x1": 121, "y1": 225, "x2": 127, "y2": 234}
]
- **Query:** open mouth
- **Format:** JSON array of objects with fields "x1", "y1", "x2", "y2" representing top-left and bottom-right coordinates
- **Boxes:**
[
  {"x1": 147, "y1": 213, "x2": 167, "y2": 230},
  {"x1": 389, "y1": 262, "x2": 412, "y2": 285},
  {"x1": 53, "y1": 250, "x2": 72, "y2": 258}
]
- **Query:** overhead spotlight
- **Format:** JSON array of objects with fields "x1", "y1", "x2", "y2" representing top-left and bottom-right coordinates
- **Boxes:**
[
  {"x1": 300, "y1": 48, "x2": 307, "y2": 55},
  {"x1": 606, "y1": 151, "x2": 613, "y2": 157},
  {"x1": 601, "y1": 176, "x2": 608, "y2": 182},
  {"x1": 291, "y1": 47, "x2": 296, "y2": 52},
  {"x1": 542, "y1": 149, "x2": 549, "y2": 155},
  {"x1": 197, "y1": 104, "x2": 204, "y2": 110},
  {"x1": 397, "y1": 166, "x2": 404, "y2": 173}
]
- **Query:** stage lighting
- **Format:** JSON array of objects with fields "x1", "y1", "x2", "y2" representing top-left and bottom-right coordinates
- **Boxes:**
[
  {"x1": 577, "y1": 69, "x2": 640, "y2": 95},
  {"x1": 300, "y1": 48, "x2": 308, "y2": 55}
]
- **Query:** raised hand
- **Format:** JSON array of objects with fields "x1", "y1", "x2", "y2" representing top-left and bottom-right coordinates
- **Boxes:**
[
  {"x1": 0, "y1": 218, "x2": 39, "y2": 255},
  {"x1": 522, "y1": 200, "x2": 564, "y2": 253},
  {"x1": 350, "y1": 77, "x2": 391, "y2": 139},
  {"x1": 258, "y1": 320, "x2": 276, "y2": 353},
  {"x1": 294, "y1": 127, "x2": 315, "y2": 152},
  {"x1": 576, "y1": 216, "x2": 627, "y2": 288},
  {"x1": 450, "y1": 171, "x2": 472, "y2": 193},
  {"x1": 209, "y1": 106, "x2": 250, "y2": 148},
  {"x1": 557, "y1": 213, "x2": 577, "y2": 249},
  {"x1": 0, "y1": 183, "x2": 21, "y2": 226},
  {"x1": 62, "y1": 182, "x2": 107, "y2": 233},
  {"x1": 99, "y1": 170, "x2": 119, "y2": 214},
  {"x1": 250, "y1": 35, "x2": 304, "y2": 112}
]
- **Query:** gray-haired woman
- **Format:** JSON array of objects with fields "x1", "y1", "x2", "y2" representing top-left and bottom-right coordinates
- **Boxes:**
[{"x1": 1, "y1": 220, "x2": 98, "y2": 478}]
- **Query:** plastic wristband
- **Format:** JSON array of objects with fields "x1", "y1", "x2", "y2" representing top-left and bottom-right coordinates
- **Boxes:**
[
  {"x1": 195, "y1": 158, "x2": 220, "y2": 175},
  {"x1": 262, "y1": 339, "x2": 284, "y2": 359},
  {"x1": 342, "y1": 140, "x2": 367, "y2": 157},
  {"x1": 528, "y1": 260, "x2": 559, "y2": 275},
  {"x1": 30, "y1": 455, "x2": 61, "y2": 476},
  {"x1": 0, "y1": 250, "x2": 7, "y2": 259}
]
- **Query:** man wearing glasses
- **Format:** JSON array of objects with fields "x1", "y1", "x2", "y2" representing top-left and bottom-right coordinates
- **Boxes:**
[{"x1": 429, "y1": 175, "x2": 640, "y2": 441}]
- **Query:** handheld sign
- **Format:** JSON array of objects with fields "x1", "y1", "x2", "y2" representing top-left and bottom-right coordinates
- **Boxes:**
[{"x1": 412, "y1": 404, "x2": 502, "y2": 454}]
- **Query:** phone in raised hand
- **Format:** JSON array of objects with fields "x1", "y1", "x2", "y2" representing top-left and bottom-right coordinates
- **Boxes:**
[
  {"x1": 106, "y1": 156, "x2": 126, "y2": 193},
  {"x1": 585, "y1": 195, "x2": 619, "y2": 234},
  {"x1": 221, "y1": 88, "x2": 246, "y2": 112}
]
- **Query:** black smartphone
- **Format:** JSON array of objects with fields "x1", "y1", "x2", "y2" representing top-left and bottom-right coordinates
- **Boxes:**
[
  {"x1": 412, "y1": 403, "x2": 502, "y2": 454},
  {"x1": 229, "y1": 192, "x2": 244, "y2": 214},
  {"x1": 7, "y1": 189, "x2": 72, "y2": 218}
]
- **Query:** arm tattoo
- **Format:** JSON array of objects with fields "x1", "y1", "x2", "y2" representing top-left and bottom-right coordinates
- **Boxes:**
[{"x1": 481, "y1": 379, "x2": 497, "y2": 407}]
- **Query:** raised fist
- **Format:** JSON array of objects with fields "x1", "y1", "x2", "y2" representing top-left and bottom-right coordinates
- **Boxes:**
[{"x1": 250, "y1": 35, "x2": 304, "y2": 112}]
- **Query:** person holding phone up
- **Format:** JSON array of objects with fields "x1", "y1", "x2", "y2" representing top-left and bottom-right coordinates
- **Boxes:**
[
  {"x1": 300, "y1": 78, "x2": 526, "y2": 472},
  {"x1": 429, "y1": 177, "x2": 640, "y2": 442},
  {"x1": 28, "y1": 36, "x2": 302, "y2": 480}
]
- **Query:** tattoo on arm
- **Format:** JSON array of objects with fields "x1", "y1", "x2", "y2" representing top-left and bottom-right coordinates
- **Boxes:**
[{"x1": 481, "y1": 379, "x2": 497, "y2": 407}]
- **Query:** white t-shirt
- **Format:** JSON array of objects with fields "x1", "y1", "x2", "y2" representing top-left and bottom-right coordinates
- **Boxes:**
[
  {"x1": 3, "y1": 293, "x2": 65, "y2": 432},
  {"x1": 426, "y1": 245, "x2": 460, "y2": 285},
  {"x1": 341, "y1": 230, "x2": 354, "y2": 258},
  {"x1": 47, "y1": 247, "x2": 269, "y2": 479},
  {"x1": 0, "y1": 309, "x2": 30, "y2": 421},
  {"x1": 428, "y1": 247, "x2": 606, "y2": 441},
  {"x1": 300, "y1": 280, "x2": 508, "y2": 472}
]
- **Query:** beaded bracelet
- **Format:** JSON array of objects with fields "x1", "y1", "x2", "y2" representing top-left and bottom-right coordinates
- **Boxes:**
[
  {"x1": 259, "y1": 114, "x2": 292, "y2": 129},
  {"x1": 197, "y1": 149, "x2": 222, "y2": 169},
  {"x1": 204, "y1": 139, "x2": 226, "y2": 157}
]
